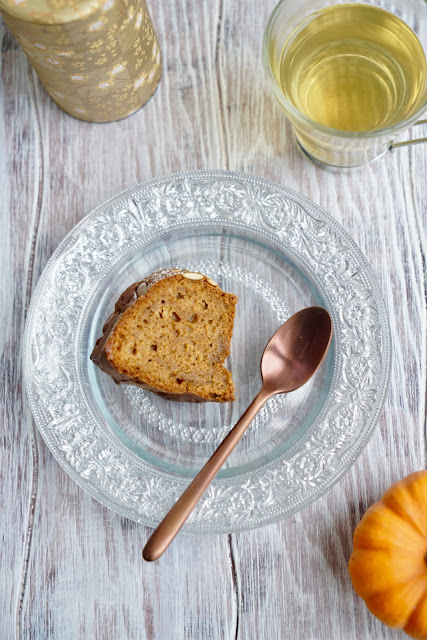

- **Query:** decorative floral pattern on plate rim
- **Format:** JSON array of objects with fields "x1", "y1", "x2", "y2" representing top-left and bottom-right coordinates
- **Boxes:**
[{"x1": 23, "y1": 170, "x2": 390, "y2": 533}]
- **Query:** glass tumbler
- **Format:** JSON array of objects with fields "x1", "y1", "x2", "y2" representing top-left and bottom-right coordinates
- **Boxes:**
[{"x1": 263, "y1": 0, "x2": 427, "y2": 168}]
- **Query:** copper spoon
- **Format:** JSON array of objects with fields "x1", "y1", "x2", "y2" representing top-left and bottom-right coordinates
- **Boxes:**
[{"x1": 143, "y1": 306, "x2": 332, "y2": 562}]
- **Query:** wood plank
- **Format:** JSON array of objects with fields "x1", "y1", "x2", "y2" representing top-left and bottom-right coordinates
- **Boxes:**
[
  {"x1": 5, "y1": 2, "x2": 237, "y2": 638},
  {"x1": 1, "y1": 0, "x2": 425, "y2": 637},
  {"x1": 220, "y1": 1, "x2": 426, "y2": 637},
  {"x1": 0, "y1": 24, "x2": 40, "y2": 639}
]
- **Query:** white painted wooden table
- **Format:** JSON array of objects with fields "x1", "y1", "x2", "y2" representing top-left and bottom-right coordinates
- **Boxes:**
[{"x1": 1, "y1": 2, "x2": 426, "y2": 638}]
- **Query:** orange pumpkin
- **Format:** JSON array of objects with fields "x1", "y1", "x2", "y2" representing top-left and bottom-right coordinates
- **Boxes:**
[{"x1": 349, "y1": 471, "x2": 427, "y2": 639}]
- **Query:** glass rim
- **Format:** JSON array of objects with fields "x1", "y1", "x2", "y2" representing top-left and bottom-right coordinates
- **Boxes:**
[{"x1": 262, "y1": 0, "x2": 427, "y2": 141}]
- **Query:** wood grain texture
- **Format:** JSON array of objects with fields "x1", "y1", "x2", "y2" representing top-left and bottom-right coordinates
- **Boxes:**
[{"x1": 1, "y1": 0, "x2": 426, "y2": 638}]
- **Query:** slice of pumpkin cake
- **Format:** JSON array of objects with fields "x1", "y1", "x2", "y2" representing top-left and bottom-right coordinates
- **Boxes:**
[{"x1": 90, "y1": 269, "x2": 237, "y2": 402}]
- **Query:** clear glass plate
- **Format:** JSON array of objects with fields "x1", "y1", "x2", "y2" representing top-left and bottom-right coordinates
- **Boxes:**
[{"x1": 23, "y1": 170, "x2": 390, "y2": 533}]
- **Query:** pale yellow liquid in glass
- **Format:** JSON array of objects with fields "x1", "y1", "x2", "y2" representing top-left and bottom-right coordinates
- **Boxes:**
[{"x1": 278, "y1": 4, "x2": 426, "y2": 132}]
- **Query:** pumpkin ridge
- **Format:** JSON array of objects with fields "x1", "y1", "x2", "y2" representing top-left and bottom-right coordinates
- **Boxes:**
[
  {"x1": 404, "y1": 589, "x2": 427, "y2": 639},
  {"x1": 383, "y1": 498, "x2": 427, "y2": 540},
  {"x1": 382, "y1": 472, "x2": 427, "y2": 539},
  {"x1": 364, "y1": 581, "x2": 427, "y2": 602},
  {"x1": 352, "y1": 503, "x2": 426, "y2": 553},
  {"x1": 362, "y1": 577, "x2": 427, "y2": 630}
]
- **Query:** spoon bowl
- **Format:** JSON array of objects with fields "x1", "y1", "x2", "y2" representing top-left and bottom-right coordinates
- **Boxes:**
[
  {"x1": 143, "y1": 306, "x2": 332, "y2": 561},
  {"x1": 261, "y1": 306, "x2": 332, "y2": 394}
]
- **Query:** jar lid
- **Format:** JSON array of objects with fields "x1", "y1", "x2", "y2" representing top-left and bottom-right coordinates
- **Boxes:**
[{"x1": 0, "y1": 0, "x2": 106, "y2": 25}]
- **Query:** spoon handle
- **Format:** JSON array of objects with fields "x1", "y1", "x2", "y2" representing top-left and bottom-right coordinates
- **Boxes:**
[{"x1": 143, "y1": 389, "x2": 270, "y2": 561}]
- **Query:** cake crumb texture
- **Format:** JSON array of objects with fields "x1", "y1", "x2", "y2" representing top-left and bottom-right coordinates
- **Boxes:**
[{"x1": 98, "y1": 272, "x2": 237, "y2": 402}]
